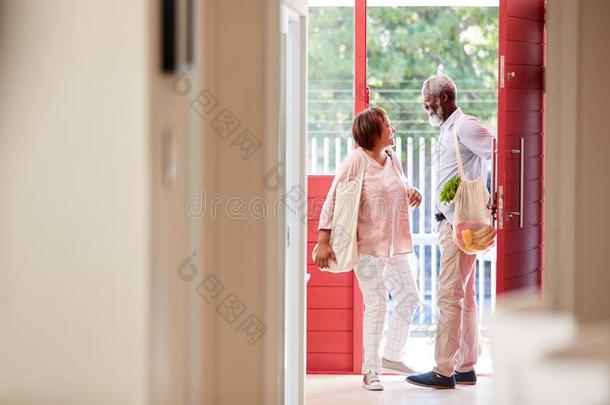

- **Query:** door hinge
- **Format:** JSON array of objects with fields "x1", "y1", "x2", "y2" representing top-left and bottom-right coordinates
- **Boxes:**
[
  {"x1": 544, "y1": 2, "x2": 548, "y2": 30},
  {"x1": 498, "y1": 186, "x2": 504, "y2": 230},
  {"x1": 499, "y1": 55, "x2": 505, "y2": 89}
]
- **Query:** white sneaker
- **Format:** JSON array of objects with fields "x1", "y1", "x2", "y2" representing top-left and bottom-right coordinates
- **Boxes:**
[
  {"x1": 362, "y1": 371, "x2": 384, "y2": 391},
  {"x1": 381, "y1": 357, "x2": 416, "y2": 375}
]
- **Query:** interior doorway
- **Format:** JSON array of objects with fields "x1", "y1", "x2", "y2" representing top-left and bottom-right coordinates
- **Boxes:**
[
  {"x1": 306, "y1": 0, "x2": 499, "y2": 377},
  {"x1": 292, "y1": 0, "x2": 545, "y2": 402}
]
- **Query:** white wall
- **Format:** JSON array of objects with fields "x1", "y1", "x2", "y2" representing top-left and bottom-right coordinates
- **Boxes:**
[
  {"x1": 573, "y1": 0, "x2": 610, "y2": 323},
  {"x1": 0, "y1": 1, "x2": 151, "y2": 403},
  {"x1": 545, "y1": 0, "x2": 610, "y2": 323},
  {"x1": 192, "y1": 0, "x2": 284, "y2": 403},
  {"x1": 0, "y1": 0, "x2": 288, "y2": 403}
]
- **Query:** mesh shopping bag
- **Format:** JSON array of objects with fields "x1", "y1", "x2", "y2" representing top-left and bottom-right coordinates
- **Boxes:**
[{"x1": 451, "y1": 121, "x2": 496, "y2": 255}]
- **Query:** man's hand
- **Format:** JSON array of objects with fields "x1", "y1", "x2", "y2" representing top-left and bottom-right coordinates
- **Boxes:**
[
  {"x1": 313, "y1": 242, "x2": 337, "y2": 269},
  {"x1": 407, "y1": 187, "x2": 422, "y2": 208}
]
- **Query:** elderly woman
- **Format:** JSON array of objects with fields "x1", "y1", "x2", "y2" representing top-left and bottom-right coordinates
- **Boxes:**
[{"x1": 313, "y1": 107, "x2": 422, "y2": 391}]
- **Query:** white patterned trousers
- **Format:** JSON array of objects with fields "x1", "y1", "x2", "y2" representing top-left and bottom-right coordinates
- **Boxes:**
[{"x1": 354, "y1": 253, "x2": 419, "y2": 374}]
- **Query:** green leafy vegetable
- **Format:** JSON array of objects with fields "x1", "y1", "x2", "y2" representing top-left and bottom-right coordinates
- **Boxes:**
[{"x1": 439, "y1": 175, "x2": 461, "y2": 204}]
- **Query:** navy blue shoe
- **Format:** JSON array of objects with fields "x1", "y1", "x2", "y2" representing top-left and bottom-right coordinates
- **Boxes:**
[
  {"x1": 454, "y1": 370, "x2": 477, "y2": 385},
  {"x1": 406, "y1": 371, "x2": 456, "y2": 389}
]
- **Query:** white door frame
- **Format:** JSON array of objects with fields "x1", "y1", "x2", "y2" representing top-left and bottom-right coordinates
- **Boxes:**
[{"x1": 281, "y1": 4, "x2": 307, "y2": 405}]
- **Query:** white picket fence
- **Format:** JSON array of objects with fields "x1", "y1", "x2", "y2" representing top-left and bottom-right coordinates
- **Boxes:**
[{"x1": 309, "y1": 134, "x2": 496, "y2": 327}]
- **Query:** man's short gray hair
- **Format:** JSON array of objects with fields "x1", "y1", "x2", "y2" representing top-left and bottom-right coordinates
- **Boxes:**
[{"x1": 422, "y1": 74, "x2": 457, "y2": 101}]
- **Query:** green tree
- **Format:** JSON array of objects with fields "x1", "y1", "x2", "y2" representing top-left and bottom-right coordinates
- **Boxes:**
[{"x1": 308, "y1": 6, "x2": 498, "y2": 157}]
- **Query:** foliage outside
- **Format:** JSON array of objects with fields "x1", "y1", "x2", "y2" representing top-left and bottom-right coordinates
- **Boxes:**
[{"x1": 308, "y1": 6, "x2": 499, "y2": 173}]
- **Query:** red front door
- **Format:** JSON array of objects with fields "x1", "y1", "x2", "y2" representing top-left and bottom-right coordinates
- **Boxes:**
[{"x1": 496, "y1": 0, "x2": 546, "y2": 293}]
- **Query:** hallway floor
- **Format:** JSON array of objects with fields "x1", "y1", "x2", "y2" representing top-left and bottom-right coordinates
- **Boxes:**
[
  {"x1": 306, "y1": 337, "x2": 494, "y2": 405},
  {"x1": 306, "y1": 374, "x2": 492, "y2": 405}
]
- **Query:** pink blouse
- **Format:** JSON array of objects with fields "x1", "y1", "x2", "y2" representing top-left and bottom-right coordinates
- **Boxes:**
[{"x1": 318, "y1": 147, "x2": 413, "y2": 257}]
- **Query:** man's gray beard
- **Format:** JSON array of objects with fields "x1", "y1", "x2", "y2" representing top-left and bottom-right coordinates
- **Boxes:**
[
  {"x1": 428, "y1": 114, "x2": 443, "y2": 127},
  {"x1": 428, "y1": 105, "x2": 444, "y2": 127},
  {"x1": 428, "y1": 113, "x2": 443, "y2": 127}
]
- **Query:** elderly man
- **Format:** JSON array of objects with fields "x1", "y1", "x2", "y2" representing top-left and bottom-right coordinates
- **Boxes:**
[{"x1": 407, "y1": 75, "x2": 495, "y2": 389}]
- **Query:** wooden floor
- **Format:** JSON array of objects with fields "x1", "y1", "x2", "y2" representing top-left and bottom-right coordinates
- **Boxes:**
[
  {"x1": 306, "y1": 374, "x2": 493, "y2": 405},
  {"x1": 306, "y1": 337, "x2": 494, "y2": 405}
]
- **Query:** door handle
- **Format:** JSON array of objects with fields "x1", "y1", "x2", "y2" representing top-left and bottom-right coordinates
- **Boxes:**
[{"x1": 508, "y1": 138, "x2": 525, "y2": 228}]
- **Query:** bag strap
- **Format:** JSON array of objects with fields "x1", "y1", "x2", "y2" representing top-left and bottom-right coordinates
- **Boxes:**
[
  {"x1": 357, "y1": 158, "x2": 365, "y2": 183},
  {"x1": 355, "y1": 149, "x2": 365, "y2": 178},
  {"x1": 384, "y1": 148, "x2": 405, "y2": 181},
  {"x1": 452, "y1": 117, "x2": 466, "y2": 180}
]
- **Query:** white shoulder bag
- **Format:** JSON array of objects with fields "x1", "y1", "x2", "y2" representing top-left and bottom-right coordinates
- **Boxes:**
[{"x1": 313, "y1": 163, "x2": 365, "y2": 273}]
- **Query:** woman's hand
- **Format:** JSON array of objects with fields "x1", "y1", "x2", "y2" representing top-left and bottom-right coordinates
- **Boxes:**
[
  {"x1": 407, "y1": 187, "x2": 422, "y2": 208},
  {"x1": 314, "y1": 242, "x2": 336, "y2": 269}
]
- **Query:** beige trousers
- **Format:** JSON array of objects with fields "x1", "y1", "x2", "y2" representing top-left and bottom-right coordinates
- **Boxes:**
[{"x1": 433, "y1": 220, "x2": 479, "y2": 377}]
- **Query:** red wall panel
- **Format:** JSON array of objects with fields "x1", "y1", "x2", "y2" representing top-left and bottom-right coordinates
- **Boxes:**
[
  {"x1": 507, "y1": 0, "x2": 545, "y2": 20},
  {"x1": 308, "y1": 309, "x2": 354, "y2": 331},
  {"x1": 307, "y1": 353, "x2": 353, "y2": 373},
  {"x1": 306, "y1": 175, "x2": 359, "y2": 373}
]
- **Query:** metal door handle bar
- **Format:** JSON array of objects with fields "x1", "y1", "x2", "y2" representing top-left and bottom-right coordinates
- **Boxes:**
[{"x1": 508, "y1": 138, "x2": 525, "y2": 228}]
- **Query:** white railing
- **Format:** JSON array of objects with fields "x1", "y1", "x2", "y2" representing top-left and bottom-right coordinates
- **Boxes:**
[{"x1": 309, "y1": 134, "x2": 496, "y2": 327}]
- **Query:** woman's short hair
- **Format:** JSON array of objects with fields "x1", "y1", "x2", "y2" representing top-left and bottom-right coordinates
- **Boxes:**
[{"x1": 351, "y1": 107, "x2": 387, "y2": 150}]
